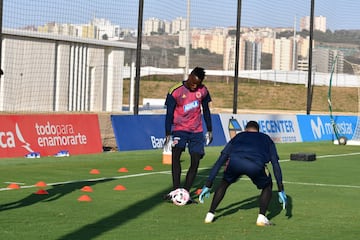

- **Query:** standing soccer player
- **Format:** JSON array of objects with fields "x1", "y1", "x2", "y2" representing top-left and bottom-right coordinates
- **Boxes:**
[
  {"x1": 199, "y1": 121, "x2": 287, "y2": 225},
  {"x1": 164, "y1": 67, "x2": 213, "y2": 204}
]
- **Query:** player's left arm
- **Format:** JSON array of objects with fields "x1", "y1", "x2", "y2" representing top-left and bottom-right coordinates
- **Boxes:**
[{"x1": 201, "y1": 91, "x2": 212, "y2": 132}]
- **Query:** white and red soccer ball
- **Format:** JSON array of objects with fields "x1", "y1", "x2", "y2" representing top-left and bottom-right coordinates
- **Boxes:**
[{"x1": 171, "y1": 188, "x2": 190, "y2": 206}]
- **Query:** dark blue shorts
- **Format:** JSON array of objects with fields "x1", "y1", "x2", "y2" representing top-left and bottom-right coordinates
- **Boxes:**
[
  {"x1": 172, "y1": 131, "x2": 205, "y2": 156},
  {"x1": 223, "y1": 158, "x2": 272, "y2": 189}
]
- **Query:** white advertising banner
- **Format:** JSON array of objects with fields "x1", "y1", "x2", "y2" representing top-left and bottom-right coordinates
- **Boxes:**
[{"x1": 219, "y1": 113, "x2": 302, "y2": 143}]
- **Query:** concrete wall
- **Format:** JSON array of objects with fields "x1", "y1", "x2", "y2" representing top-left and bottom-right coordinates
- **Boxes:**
[{"x1": 0, "y1": 29, "x2": 139, "y2": 112}]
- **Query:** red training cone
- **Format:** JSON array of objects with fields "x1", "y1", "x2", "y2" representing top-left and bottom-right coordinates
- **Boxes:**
[
  {"x1": 144, "y1": 165, "x2": 153, "y2": 171},
  {"x1": 90, "y1": 169, "x2": 100, "y2": 174},
  {"x1": 81, "y1": 186, "x2": 93, "y2": 192},
  {"x1": 78, "y1": 195, "x2": 92, "y2": 202},
  {"x1": 113, "y1": 185, "x2": 126, "y2": 191},
  {"x1": 35, "y1": 181, "x2": 47, "y2": 187},
  {"x1": 35, "y1": 189, "x2": 49, "y2": 195},
  {"x1": 7, "y1": 183, "x2": 20, "y2": 189},
  {"x1": 118, "y1": 167, "x2": 129, "y2": 173}
]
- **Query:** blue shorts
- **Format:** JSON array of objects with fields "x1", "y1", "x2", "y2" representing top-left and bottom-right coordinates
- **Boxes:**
[
  {"x1": 172, "y1": 131, "x2": 205, "y2": 156},
  {"x1": 223, "y1": 158, "x2": 272, "y2": 189}
]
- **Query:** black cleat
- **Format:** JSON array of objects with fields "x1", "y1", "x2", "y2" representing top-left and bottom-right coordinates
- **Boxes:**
[
  {"x1": 163, "y1": 193, "x2": 172, "y2": 201},
  {"x1": 163, "y1": 190, "x2": 176, "y2": 201},
  {"x1": 186, "y1": 198, "x2": 198, "y2": 205}
]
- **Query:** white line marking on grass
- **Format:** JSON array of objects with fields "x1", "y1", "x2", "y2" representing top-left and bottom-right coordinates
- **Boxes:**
[
  {"x1": 0, "y1": 171, "x2": 172, "y2": 192},
  {"x1": 317, "y1": 152, "x2": 360, "y2": 158},
  {"x1": 1, "y1": 152, "x2": 359, "y2": 192},
  {"x1": 196, "y1": 173, "x2": 360, "y2": 189},
  {"x1": 3, "y1": 182, "x2": 25, "y2": 185},
  {"x1": 279, "y1": 152, "x2": 360, "y2": 163},
  {"x1": 282, "y1": 180, "x2": 360, "y2": 189}
]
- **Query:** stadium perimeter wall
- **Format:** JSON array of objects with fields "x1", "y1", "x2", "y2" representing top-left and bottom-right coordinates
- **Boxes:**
[{"x1": 1, "y1": 112, "x2": 356, "y2": 158}]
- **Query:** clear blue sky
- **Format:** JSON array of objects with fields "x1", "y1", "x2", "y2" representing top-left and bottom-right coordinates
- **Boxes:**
[{"x1": 3, "y1": 0, "x2": 359, "y2": 31}]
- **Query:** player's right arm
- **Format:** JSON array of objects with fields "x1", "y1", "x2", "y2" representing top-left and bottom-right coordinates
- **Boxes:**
[
  {"x1": 268, "y1": 138, "x2": 287, "y2": 209},
  {"x1": 165, "y1": 93, "x2": 176, "y2": 136},
  {"x1": 268, "y1": 140, "x2": 284, "y2": 191},
  {"x1": 165, "y1": 82, "x2": 183, "y2": 135}
]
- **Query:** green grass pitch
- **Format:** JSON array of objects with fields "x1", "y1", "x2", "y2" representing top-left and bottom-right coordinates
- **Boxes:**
[{"x1": 0, "y1": 141, "x2": 359, "y2": 240}]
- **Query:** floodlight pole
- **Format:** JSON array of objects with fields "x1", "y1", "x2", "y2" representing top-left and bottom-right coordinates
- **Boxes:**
[
  {"x1": 0, "y1": 0, "x2": 3, "y2": 77},
  {"x1": 184, "y1": 0, "x2": 190, "y2": 79},
  {"x1": 134, "y1": 0, "x2": 144, "y2": 115},
  {"x1": 233, "y1": 0, "x2": 242, "y2": 114},
  {"x1": 306, "y1": 0, "x2": 315, "y2": 114}
]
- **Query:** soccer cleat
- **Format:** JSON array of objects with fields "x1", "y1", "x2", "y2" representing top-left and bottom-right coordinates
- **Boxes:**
[
  {"x1": 25, "y1": 152, "x2": 40, "y2": 158},
  {"x1": 204, "y1": 212, "x2": 215, "y2": 223},
  {"x1": 162, "y1": 189, "x2": 177, "y2": 201},
  {"x1": 256, "y1": 214, "x2": 274, "y2": 226},
  {"x1": 163, "y1": 193, "x2": 172, "y2": 201},
  {"x1": 54, "y1": 150, "x2": 70, "y2": 157}
]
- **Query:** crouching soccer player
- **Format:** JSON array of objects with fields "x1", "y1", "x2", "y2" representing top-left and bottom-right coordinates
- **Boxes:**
[{"x1": 199, "y1": 121, "x2": 287, "y2": 226}]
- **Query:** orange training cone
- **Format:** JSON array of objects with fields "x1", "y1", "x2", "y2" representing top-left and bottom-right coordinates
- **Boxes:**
[
  {"x1": 113, "y1": 185, "x2": 126, "y2": 191},
  {"x1": 35, "y1": 189, "x2": 49, "y2": 195},
  {"x1": 78, "y1": 195, "x2": 92, "y2": 202},
  {"x1": 90, "y1": 169, "x2": 100, "y2": 174},
  {"x1": 144, "y1": 165, "x2": 153, "y2": 171},
  {"x1": 7, "y1": 183, "x2": 20, "y2": 189},
  {"x1": 35, "y1": 181, "x2": 47, "y2": 187},
  {"x1": 118, "y1": 167, "x2": 129, "y2": 173},
  {"x1": 81, "y1": 186, "x2": 93, "y2": 192}
]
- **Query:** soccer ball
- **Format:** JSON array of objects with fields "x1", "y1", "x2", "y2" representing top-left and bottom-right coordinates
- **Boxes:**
[
  {"x1": 338, "y1": 136, "x2": 347, "y2": 145},
  {"x1": 172, "y1": 188, "x2": 190, "y2": 206}
]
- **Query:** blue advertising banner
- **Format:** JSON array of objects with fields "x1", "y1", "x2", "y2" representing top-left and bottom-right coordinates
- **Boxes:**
[
  {"x1": 296, "y1": 115, "x2": 357, "y2": 142},
  {"x1": 111, "y1": 114, "x2": 226, "y2": 151},
  {"x1": 111, "y1": 113, "x2": 359, "y2": 151}
]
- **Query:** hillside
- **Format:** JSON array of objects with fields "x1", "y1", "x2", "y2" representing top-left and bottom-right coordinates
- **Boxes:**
[{"x1": 122, "y1": 77, "x2": 359, "y2": 114}]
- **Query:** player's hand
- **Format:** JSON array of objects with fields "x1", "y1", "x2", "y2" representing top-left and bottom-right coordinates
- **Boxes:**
[
  {"x1": 278, "y1": 191, "x2": 287, "y2": 209},
  {"x1": 199, "y1": 186, "x2": 211, "y2": 203},
  {"x1": 164, "y1": 135, "x2": 173, "y2": 151},
  {"x1": 165, "y1": 135, "x2": 172, "y2": 145},
  {"x1": 205, "y1": 131, "x2": 213, "y2": 145}
]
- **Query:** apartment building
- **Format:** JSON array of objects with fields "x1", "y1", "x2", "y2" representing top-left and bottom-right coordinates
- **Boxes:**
[
  {"x1": 313, "y1": 48, "x2": 344, "y2": 73},
  {"x1": 38, "y1": 18, "x2": 121, "y2": 40},
  {"x1": 300, "y1": 15, "x2": 327, "y2": 32},
  {"x1": 144, "y1": 17, "x2": 164, "y2": 36},
  {"x1": 190, "y1": 28, "x2": 227, "y2": 55},
  {"x1": 273, "y1": 37, "x2": 296, "y2": 71}
]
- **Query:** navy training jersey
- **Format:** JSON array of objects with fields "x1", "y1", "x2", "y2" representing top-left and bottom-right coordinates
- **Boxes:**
[
  {"x1": 207, "y1": 131, "x2": 283, "y2": 186},
  {"x1": 226, "y1": 131, "x2": 278, "y2": 166}
]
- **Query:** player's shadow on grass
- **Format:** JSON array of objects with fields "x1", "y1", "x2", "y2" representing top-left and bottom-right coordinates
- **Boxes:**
[
  {"x1": 57, "y1": 164, "x2": 205, "y2": 240},
  {"x1": 214, "y1": 191, "x2": 293, "y2": 222},
  {"x1": 57, "y1": 185, "x2": 176, "y2": 240},
  {"x1": 55, "y1": 166, "x2": 295, "y2": 239},
  {"x1": 0, "y1": 179, "x2": 114, "y2": 211},
  {"x1": 268, "y1": 193, "x2": 293, "y2": 219}
]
